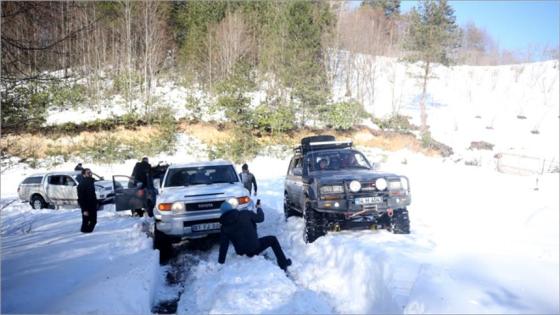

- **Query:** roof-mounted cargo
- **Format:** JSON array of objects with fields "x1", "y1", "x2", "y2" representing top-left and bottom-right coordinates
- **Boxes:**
[{"x1": 294, "y1": 135, "x2": 352, "y2": 155}]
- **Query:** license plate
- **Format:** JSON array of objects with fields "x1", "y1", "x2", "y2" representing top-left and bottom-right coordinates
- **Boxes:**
[
  {"x1": 191, "y1": 222, "x2": 221, "y2": 232},
  {"x1": 355, "y1": 196, "x2": 383, "y2": 205}
]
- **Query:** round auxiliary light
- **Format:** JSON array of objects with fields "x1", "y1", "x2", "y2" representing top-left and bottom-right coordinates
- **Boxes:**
[
  {"x1": 349, "y1": 180, "x2": 361, "y2": 192},
  {"x1": 375, "y1": 178, "x2": 387, "y2": 191}
]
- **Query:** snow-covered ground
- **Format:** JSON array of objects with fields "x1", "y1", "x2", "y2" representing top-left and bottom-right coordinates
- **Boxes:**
[{"x1": 2, "y1": 150, "x2": 558, "y2": 314}]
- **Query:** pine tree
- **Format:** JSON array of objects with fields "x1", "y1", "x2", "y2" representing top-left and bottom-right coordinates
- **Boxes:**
[
  {"x1": 404, "y1": 0, "x2": 460, "y2": 141},
  {"x1": 362, "y1": 0, "x2": 401, "y2": 17}
]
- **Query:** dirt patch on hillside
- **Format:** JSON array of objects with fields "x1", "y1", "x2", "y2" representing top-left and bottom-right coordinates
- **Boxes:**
[{"x1": 178, "y1": 122, "x2": 442, "y2": 156}]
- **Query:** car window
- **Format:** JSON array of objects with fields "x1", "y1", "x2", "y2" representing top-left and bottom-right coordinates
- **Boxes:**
[
  {"x1": 164, "y1": 165, "x2": 239, "y2": 187},
  {"x1": 63, "y1": 176, "x2": 76, "y2": 186},
  {"x1": 308, "y1": 150, "x2": 371, "y2": 172},
  {"x1": 48, "y1": 176, "x2": 63, "y2": 185},
  {"x1": 289, "y1": 157, "x2": 303, "y2": 175},
  {"x1": 22, "y1": 176, "x2": 42, "y2": 184}
]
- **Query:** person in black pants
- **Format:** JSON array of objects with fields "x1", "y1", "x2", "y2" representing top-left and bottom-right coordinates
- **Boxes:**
[
  {"x1": 218, "y1": 200, "x2": 292, "y2": 271},
  {"x1": 77, "y1": 168, "x2": 98, "y2": 233}
]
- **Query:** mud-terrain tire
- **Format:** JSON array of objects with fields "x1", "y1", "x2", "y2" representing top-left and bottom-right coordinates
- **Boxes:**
[
  {"x1": 303, "y1": 201, "x2": 326, "y2": 243},
  {"x1": 153, "y1": 224, "x2": 173, "y2": 264},
  {"x1": 30, "y1": 195, "x2": 47, "y2": 210},
  {"x1": 391, "y1": 208, "x2": 410, "y2": 234},
  {"x1": 284, "y1": 194, "x2": 300, "y2": 220}
]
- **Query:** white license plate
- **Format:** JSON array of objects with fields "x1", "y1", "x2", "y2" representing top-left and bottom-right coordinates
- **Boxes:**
[
  {"x1": 355, "y1": 196, "x2": 383, "y2": 205},
  {"x1": 191, "y1": 222, "x2": 221, "y2": 232}
]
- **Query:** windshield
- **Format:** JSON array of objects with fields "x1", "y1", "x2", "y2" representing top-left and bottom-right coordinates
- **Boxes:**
[
  {"x1": 307, "y1": 150, "x2": 371, "y2": 172},
  {"x1": 164, "y1": 165, "x2": 239, "y2": 187}
]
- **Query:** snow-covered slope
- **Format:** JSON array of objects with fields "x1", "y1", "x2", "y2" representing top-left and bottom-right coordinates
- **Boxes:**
[
  {"x1": 45, "y1": 55, "x2": 559, "y2": 165},
  {"x1": 332, "y1": 53, "x2": 559, "y2": 163}
]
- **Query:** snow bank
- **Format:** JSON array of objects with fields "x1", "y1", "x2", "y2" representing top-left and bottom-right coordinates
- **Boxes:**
[{"x1": 1, "y1": 204, "x2": 159, "y2": 314}]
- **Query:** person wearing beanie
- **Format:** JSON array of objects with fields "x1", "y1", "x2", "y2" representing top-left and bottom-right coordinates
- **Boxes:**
[{"x1": 218, "y1": 200, "x2": 291, "y2": 272}]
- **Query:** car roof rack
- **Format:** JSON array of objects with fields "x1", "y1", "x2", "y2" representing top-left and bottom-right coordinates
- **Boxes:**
[{"x1": 294, "y1": 135, "x2": 352, "y2": 155}]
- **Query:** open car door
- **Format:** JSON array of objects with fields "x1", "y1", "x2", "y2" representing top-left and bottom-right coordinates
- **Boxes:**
[{"x1": 113, "y1": 175, "x2": 144, "y2": 211}]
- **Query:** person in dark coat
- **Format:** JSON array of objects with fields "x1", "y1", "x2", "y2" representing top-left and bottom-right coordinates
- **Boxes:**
[
  {"x1": 77, "y1": 168, "x2": 98, "y2": 233},
  {"x1": 239, "y1": 163, "x2": 257, "y2": 196},
  {"x1": 131, "y1": 157, "x2": 152, "y2": 188},
  {"x1": 74, "y1": 163, "x2": 83, "y2": 171},
  {"x1": 218, "y1": 200, "x2": 291, "y2": 271}
]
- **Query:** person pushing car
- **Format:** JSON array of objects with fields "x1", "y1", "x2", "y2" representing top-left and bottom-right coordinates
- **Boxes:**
[{"x1": 218, "y1": 199, "x2": 291, "y2": 272}]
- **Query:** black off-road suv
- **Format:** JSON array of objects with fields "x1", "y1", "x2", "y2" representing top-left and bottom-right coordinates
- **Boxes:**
[{"x1": 284, "y1": 135, "x2": 411, "y2": 243}]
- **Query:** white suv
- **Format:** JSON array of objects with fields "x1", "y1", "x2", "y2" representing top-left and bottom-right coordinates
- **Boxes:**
[{"x1": 152, "y1": 160, "x2": 254, "y2": 256}]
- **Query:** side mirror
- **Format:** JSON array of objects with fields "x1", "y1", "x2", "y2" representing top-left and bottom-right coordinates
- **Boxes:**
[
  {"x1": 136, "y1": 182, "x2": 143, "y2": 188},
  {"x1": 293, "y1": 168, "x2": 302, "y2": 176},
  {"x1": 153, "y1": 178, "x2": 161, "y2": 188},
  {"x1": 100, "y1": 176, "x2": 104, "y2": 180}
]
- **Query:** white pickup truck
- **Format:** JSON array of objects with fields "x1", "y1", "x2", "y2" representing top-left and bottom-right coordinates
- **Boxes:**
[{"x1": 18, "y1": 171, "x2": 114, "y2": 209}]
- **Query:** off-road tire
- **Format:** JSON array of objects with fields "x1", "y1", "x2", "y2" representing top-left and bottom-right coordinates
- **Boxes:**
[
  {"x1": 390, "y1": 208, "x2": 410, "y2": 234},
  {"x1": 153, "y1": 224, "x2": 173, "y2": 264},
  {"x1": 30, "y1": 195, "x2": 47, "y2": 210},
  {"x1": 283, "y1": 194, "x2": 300, "y2": 220},
  {"x1": 303, "y1": 202, "x2": 327, "y2": 243}
]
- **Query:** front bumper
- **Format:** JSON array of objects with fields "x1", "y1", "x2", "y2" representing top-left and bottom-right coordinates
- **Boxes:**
[
  {"x1": 155, "y1": 210, "x2": 222, "y2": 237},
  {"x1": 315, "y1": 192, "x2": 410, "y2": 213}
]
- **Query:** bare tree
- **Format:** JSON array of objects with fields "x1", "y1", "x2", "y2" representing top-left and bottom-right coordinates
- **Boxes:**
[{"x1": 211, "y1": 11, "x2": 254, "y2": 82}]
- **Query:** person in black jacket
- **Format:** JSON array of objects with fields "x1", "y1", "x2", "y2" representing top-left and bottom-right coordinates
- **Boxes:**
[
  {"x1": 77, "y1": 168, "x2": 98, "y2": 233},
  {"x1": 218, "y1": 200, "x2": 292, "y2": 271},
  {"x1": 131, "y1": 157, "x2": 151, "y2": 188}
]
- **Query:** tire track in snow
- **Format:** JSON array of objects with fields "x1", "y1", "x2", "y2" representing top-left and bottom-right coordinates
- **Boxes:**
[{"x1": 151, "y1": 237, "x2": 217, "y2": 314}]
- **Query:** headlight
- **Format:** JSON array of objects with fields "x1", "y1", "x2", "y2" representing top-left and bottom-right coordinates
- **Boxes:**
[
  {"x1": 227, "y1": 197, "x2": 239, "y2": 208},
  {"x1": 388, "y1": 180, "x2": 401, "y2": 190},
  {"x1": 375, "y1": 178, "x2": 387, "y2": 191},
  {"x1": 320, "y1": 185, "x2": 344, "y2": 194},
  {"x1": 95, "y1": 185, "x2": 104, "y2": 193},
  {"x1": 349, "y1": 180, "x2": 361, "y2": 192},
  {"x1": 172, "y1": 202, "x2": 185, "y2": 213}
]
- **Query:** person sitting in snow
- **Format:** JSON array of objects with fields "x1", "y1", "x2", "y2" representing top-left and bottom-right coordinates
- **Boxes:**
[{"x1": 218, "y1": 199, "x2": 292, "y2": 272}]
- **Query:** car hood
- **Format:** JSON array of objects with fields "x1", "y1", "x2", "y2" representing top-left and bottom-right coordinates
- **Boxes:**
[
  {"x1": 310, "y1": 169, "x2": 401, "y2": 183},
  {"x1": 95, "y1": 180, "x2": 114, "y2": 190},
  {"x1": 159, "y1": 182, "x2": 247, "y2": 203}
]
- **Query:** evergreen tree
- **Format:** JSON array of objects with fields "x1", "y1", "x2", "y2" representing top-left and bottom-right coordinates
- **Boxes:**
[
  {"x1": 404, "y1": 0, "x2": 460, "y2": 141},
  {"x1": 362, "y1": 0, "x2": 401, "y2": 17}
]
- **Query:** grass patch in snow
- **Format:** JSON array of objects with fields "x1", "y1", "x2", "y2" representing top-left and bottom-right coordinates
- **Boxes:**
[{"x1": 1, "y1": 125, "x2": 176, "y2": 166}]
